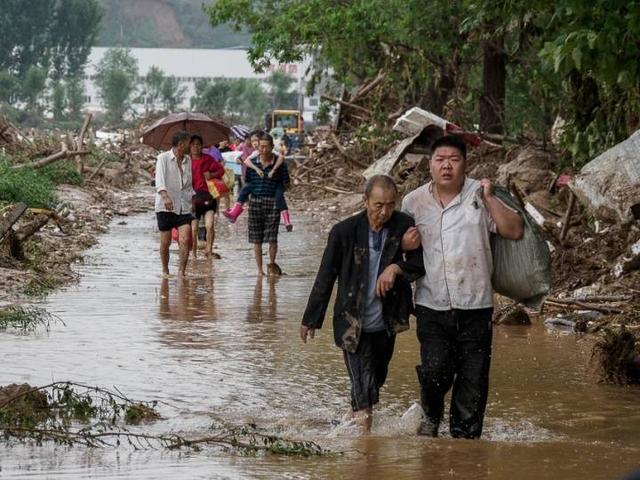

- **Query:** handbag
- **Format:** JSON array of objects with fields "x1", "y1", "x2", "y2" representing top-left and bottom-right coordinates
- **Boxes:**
[{"x1": 206, "y1": 177, "x2": 229, "y2": 199}]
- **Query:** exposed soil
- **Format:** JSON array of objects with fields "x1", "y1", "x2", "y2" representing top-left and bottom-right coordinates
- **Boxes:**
[{"x1": 0, "y1": 182, "x2": 153, "y2": 306}]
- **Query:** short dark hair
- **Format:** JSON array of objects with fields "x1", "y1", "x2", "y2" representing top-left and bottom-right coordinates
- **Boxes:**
[
  {"x1": 190, "y1": 134, "x2": 203, "y2": 145},
  {"x1": 364, "y1": 174, "x2": 398, "y2": 198},
  {"x1": 258, "y1": 132, "x2": 274, "y2": 146},
  {"x1": 171, "y1": 130, "x2": 190, "y2": 147},
  {"x1": 431, "y1": 135, "x2": 467, "y2": 160}
]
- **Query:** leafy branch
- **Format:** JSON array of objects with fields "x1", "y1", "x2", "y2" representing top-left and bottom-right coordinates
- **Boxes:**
[{"x1": 0, "y1": 382, "x2": 325, "y2": 456}]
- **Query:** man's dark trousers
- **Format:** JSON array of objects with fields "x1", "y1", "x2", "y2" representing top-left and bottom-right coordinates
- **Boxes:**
[{"x1": 415, "y1": 305, "x2": 493, "y2": 439}]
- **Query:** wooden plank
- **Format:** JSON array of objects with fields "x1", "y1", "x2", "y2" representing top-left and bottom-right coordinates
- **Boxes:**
[{"x1": 0, "y1": 202, "x2": 27, "y2": 241}]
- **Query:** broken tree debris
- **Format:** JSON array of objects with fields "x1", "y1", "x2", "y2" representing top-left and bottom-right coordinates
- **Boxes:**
[{"x1": 0, "y1": 381, "x2": 325, "y2": 455}]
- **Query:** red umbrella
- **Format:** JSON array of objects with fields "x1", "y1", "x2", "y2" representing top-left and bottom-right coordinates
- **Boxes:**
[{"x1": 142, "y1": 112, "x2": 230, "y2": 150}]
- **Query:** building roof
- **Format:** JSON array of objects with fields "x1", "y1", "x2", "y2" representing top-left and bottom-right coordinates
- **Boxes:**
[{"x1": 86, "y1": 47, "x2": 308, "y2": 80}]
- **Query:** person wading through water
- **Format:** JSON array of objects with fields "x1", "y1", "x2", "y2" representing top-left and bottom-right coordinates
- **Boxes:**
[
  {"x1": 154, "y1": 130, "x2": 194, "y2": 277},
  {"x1": 189, "y1": 134, "x2": 224, "y2": 259},
  {"x1": 244, "y1": 132, "x2": 290, "y2": 276},
  {"x1": 401, "y1": 135, "x2": 524, "y2": 439},
  {"x1": 300, "y1": 175, "x2": 425, "y2": 433}
]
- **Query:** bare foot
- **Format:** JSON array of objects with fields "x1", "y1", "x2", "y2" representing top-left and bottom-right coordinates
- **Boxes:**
[
  {"x1": 341, "y1": 409, "x2": 355, "y2": 422},
  {"x1": 161, "y1": 271, "x2": 170, "y2": 278},
  {"x1": 177, "y1": 270, "x2": 187, "y2": 277},
  {"x1": 354, "y1": 409, "x2": 372, "y2": 434},
  {"x1": 257, "y1": 270, "x2": 266, "y2": 277}
]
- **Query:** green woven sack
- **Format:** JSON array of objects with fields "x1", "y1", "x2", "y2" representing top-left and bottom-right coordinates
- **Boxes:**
[{"x1": 490, "y1": 186, "x2": 551, "y2": 310}]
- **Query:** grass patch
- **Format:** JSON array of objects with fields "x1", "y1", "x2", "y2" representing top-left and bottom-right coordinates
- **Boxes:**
[
  {"x1": 40, "y1": 161, "x2": 83, "y2": 186},
  {"x1": 22, "y1": 276, "x2": 61, "y2": 298},
  {"x1": 0, "y1": 159, "x2": 57, "y2": 208},
  {"x1": 0, "y1": 306, "x2": 64, "y2": 334},
  {"x1": 85, "y1": 148, "x2": 121, "y2": 168}
]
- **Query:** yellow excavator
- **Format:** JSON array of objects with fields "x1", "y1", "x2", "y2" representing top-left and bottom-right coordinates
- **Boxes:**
[{"x1": 264, "y1": 110, "x2": 304, "y2": 150}]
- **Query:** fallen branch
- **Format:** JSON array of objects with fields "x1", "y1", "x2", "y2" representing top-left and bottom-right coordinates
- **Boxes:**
[
  {"x1": 321, "y1": 95, "x2": 372, "y2": 116},
  {"x1": 15, "y1": 214, "x2": 51, "y2": 242},
  {"x1": 545, "y1": 297, "x2": 624, "y2": 314},
  {"x1": 0, "y1": 203, "x2": 27, "y2": 242},
  {"x1": 75, "y1": 113, "x2": 93, "y2": 174},
  {"x1": 294, "y1": 180, "x2": 352, "y2": 195},
  {"x1": 0, "y1": 381, "x2": 325, "y2": 455},
  {"x1": 330, "y1": 133, "x2": 369, "y2": 169},
  {"x1": 12, "y1": 149, "x2": 91, "y2": 170},
  {"x1": 572, "y1": 295, "x2": 633, "y2": 303},
  {"x1": 350, "y1": 70, "x2": 386, "y2": 103},
  {"x1": 294, "y1": 158, "x2": 337, "y2": 176},
  {"x1": 479, "y1": 132, "x2": 521, "y2": 144},
  {"x1": 87, "y1": 155, "x2": 109, "y2": 182}
]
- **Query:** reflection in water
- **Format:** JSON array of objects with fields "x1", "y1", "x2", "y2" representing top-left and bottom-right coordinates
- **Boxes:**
[
  {"x1": 246, "y1": 276, "x2": 279, "y2": 323},
  {"x1": 158, "y1": 264, "x2": 218, "y2": 349}
]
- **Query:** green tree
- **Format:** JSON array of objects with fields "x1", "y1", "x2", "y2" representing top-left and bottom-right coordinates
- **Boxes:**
[
  {"x1": 48, "y1": 0, "x2": 103, "y2": 80},
  {"x1": 21, "y1": 66, "x2": 48, "y2": 113},
  {"x1": 95, "y1": 48, "x2": 139, "y2": 122},
  {"x1": 191, "y1": 77, "x2": 268, "y2": 125},
  {"x1": 266, "y1": 71, "x2": 297, "y2": 109},
  {"x1": 230, "y1": 79, "x2": 270, "y2": 124},
  {"x1": 538, "y1": 1, "x2": 640, "y2": 163},
  {"x1": 140, "y1": 65, "x2": 165, "y2": 113},
  {"x1": 191, "y1": 78, "x2": 232, "y2": 114},
  {"x1": 207, "y1": 0, "x2": 474, "y2": 120},
  {"x1": 50, "y1": 81, "x2": 66, "y2": 120},
  {"x1": 160, "y1": 76, "x2": 187, "y2": 112},
  {"x1": 66, "y1": 76, "x2": 85, "y2": 120},
  {"x1": 0, "y1": 0, "x2": 102, "y2": 78},
  {"x1": 0, "y1": 71, "x2": 19, "y2": 104}
]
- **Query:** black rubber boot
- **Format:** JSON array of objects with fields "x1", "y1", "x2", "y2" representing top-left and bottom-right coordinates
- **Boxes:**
[{"x1": 416, "y1": 365, "x2": 439, "y2": 437}]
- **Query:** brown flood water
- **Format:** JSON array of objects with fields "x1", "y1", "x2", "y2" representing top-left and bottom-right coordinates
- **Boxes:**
[{"x1": 1, "y1": 212, "x2": 639, "y2": 479}]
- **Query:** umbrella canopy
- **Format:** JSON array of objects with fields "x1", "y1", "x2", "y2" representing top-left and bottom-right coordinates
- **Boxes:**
[
  {"x1": 142, "y1": 112, "x2": 230, "y2": 150},
  {"x1": 230, "y1": 124, "x2": 251, "y2": 141}
]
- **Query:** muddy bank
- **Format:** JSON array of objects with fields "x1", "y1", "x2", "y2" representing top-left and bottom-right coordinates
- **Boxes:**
[{"x1": 0, "y1": 182, "x2": 153, "y2": 305}]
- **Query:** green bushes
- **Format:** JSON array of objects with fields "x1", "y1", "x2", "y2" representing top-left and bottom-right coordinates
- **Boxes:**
[
  {"x1": 40, "y1": 162, "x2": 83, "y2": 186},
  {"x1": 0, "y1": 160, "x2": 57, "y2": 208},
  {"x1": 0, "y1": 156, "x2": 83, "y2": 209}
]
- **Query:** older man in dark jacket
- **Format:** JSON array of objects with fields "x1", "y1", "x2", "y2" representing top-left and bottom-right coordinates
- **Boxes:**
[{"x1": 300, "y1": 175, "x2": 425, "y2": 433}]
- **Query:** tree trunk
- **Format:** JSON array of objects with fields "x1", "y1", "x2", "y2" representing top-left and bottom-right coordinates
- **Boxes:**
[
  {"x1": 480, "y1": 34, "x2": 506, "y2": 135},
  {"x1": 424, "y1": 68, "x2": 456, "y2": 117}
]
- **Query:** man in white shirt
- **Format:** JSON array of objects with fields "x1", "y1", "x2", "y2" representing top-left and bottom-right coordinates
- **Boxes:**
[
  {"x1": 155, "y1": 131, "x2": 194, "y2": 277},
  {"x1": 402, "y1": 135, "x2": 523, "y2": 439}
]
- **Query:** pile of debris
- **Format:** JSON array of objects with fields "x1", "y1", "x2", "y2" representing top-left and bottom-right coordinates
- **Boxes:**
[{"x1": 289, "y1": 129, "x2": 370, "y2": 199}]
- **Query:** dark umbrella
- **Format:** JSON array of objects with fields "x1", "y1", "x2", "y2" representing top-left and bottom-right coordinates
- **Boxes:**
[{"x1": 142, "y1": 112, "x2": 230, "y2": 150}]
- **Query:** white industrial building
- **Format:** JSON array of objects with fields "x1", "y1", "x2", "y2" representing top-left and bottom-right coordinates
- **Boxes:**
[{"x1": 83, "y1": 47, "x2": 320, "y2": 123}]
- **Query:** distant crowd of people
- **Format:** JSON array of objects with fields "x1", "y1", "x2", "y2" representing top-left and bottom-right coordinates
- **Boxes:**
[{"x1": 153, "y1": 128, "x2": 292, "y2": 277}]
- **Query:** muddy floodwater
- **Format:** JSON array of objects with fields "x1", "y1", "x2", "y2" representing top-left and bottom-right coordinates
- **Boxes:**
[{"x1": 1, "y1": 212, "x2": 639, "y2": 479}]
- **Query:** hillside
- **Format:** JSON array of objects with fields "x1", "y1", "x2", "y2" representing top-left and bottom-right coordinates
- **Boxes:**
[{"x1": 95, "y1": 0, "x2": 250, "y2": 48}]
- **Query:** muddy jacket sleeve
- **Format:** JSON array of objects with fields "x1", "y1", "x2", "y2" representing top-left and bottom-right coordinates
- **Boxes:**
[
  {"x1": 301, "y1": 225, "x2": 342, "y2": 329},
  {"x1": 395, "y1": 217, "x2": 425, "y2": 283}
]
